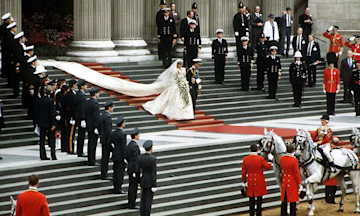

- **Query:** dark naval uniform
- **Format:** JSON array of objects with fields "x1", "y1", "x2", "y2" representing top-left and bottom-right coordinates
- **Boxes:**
[
  {"x1": 183, "y1": 28, "x2": 201, "y2": 68},
  {"x1": 352, "y1": 67, "x2": 360, "y2": 116},
  {"x1": 11, "y1": 39, "x2": 24, "y2": 97},
  {"x1": 73, "y1": 88, "x2": 87, "y2": 157},
  {"x1": 110, "y1": 124, "x2": 127, "y2": 193},
  {"x1": 99, "y1": 109, "x2": 112, "y2": 179},
  {"x1": 85, "y1": 95, "x2": 100, "y2": 165},
  {"x1": 237, "y1": 45, "x2": 254, "y2": 91},
  {"x1": 125, "y1": 136, "x2": 141, "y2": 208},
  {"x1": 212, "y1": 37, "x2": 228, "y2": 84},
  {"x1": 186, "y1": 65, "x2": 200, "y2": 112},
  {"x1": 255, "y1": 40, "x2": 268, "y2": 90},
  {"x1": 158, "y1": 14, "x2": 177, "y2": 68},
  {"x1": 289, "y1": 61, "x2": 307, "y2": 107},
  {"x1": 266, "y1": 55, "x2": 282, "y2": 99}
]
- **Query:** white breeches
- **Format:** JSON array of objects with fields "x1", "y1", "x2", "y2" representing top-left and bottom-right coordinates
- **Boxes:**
[{"x1": 319, "y1": 143, "x2": 333, "y2": 162}]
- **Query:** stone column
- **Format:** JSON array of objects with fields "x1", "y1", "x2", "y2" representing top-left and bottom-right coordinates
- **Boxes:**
[
  {"x1": 209, "y1": 0, "x2": 237, "y2": 39},
  {"x1": 67, "y1": 0, "x2": 118, "y2": 57},
  {"x1": 262, "y1": 0, "x2": 294, "y2": 19},
  {"x1": 111, "y1": 0, "x2": 150, "y2": 56},
  {"x1": 143, "y1": 0, "x2": 160, "y2": 53},
  {"x1": 0, "y1": 0, "x2": 22, "y2": 30}
]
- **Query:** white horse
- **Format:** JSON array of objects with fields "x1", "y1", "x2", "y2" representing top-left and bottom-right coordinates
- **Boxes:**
[
  {"x1": 294, "y1": 129, "x2": 360, "y2": 215},
  {"x1": 260, "y1": 128, "x2": 287, "y2": 189},
  {"x1": 350, "y1": 127, "x2": 360, "y2": 156}
]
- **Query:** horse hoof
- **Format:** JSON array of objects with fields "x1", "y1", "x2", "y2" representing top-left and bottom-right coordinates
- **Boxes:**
[{"x1": 337, "y1": 209, "x2": 344, "y2": 212}]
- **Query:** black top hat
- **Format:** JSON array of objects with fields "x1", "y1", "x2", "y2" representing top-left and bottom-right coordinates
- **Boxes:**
[{"x1": 320, "y1": 114, "x2": 330, "y2": 121}]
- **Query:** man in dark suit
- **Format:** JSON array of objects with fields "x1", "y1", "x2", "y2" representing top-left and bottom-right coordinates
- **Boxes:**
[
  {"x1": 99, "y1": 100, "x2": 114, "y2": 180},
  {"x1": 212, "y1": 29, "x2": 228, "y2": 84},
  {"x1": 180, "y1": 10, "x2": 194, "y2": 41},
  {"x1": 282, "y1": 8, "x2": 293, "y2": 56},
  {"x1": 73, "y1": 80, "x2": 87, "y2": 157},
  {"x1": 62, "y1": 79, "x2": 78, "y2": 154},
  {"x1": 85, "y1": 87, "x2": 100, "y2": 166},
  {"x1": 125, "y1": 128, "x2": 141, "y2": 209},
  {"x1": 157, "y1": 8, "x2": 177, "y2": 68},
  {"x1": 186, "y1": 59, "x2": 202, "y2": 113},
  {"x1": 250, "y1": 6, "x2": 263, "y2": 48},
  {"x1": 139, "y1": 140, "x2": 157, "y2": 216},
  {"x1": 340, "y1": 50, "x2": 356, "y2": 103},
  {"x1": 256, "y1": 33, "x2": 268, "y2": 91},
  {"x1": 233, "y1": 2, "x2": 249, "y2": 52},
  {"x1": 292, "y1": 27, "x2": 307, "y2": 56},
  {"x1": 237, "y1": 36, "x2": 254, "y2": 91},
  {"x1": 304, "y1": 34, "x2": 321, "y2": 87},
  {"x1": 299, "y1": 7, "x2": 313, "y2": 38},
  {"x1": 275, "y1": 11, "x2": 286, "y2": 55},
  {"x1": 156, "y1": 0, "x2": 167, "y2": 61},
  {"x1": 35, "y1": 86, "x2": 57, "y2": 160},
  {"x1": 111, "y1": 116, "x2": 127, "y2": 194}
]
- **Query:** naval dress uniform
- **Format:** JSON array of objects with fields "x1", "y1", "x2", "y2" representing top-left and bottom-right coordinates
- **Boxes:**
[
  {"x1": 16, "y1": 187, "x2": 50, "y2": 216},
  {"x1": 255, "y1": 38, "x2": 268, "y2": 90},
  {"x1": 212, "y1": 36, "x2": 228, "y2": 84},
  {"x1": 265, "y1": 54, "x2": 282, "y2": 99},
  {"x1": 73, "y1": 86, "x2": 87, "y2": 157},
  {"x1": 186, "y1": 64, "x2": 201, "y2": 113},
  {"x1": 158, "y1": 12, "x2": 177, "y2": 68},
  {"x1": 183, "y1": 26, "x2": 201, "y2": 68},
  {"x1": 242, "y1": 152, "x2": 271, "y2": 216},
  {"x1": 289, "y1": 61, "x2": 307, "y2": 107},
  {"x1": 85, "y1": 88, "x2": 100, "y2": 166},
  {"x1": 351, "y1": 67, "x2": 360, "y2": 116},
  {"x1": 99, "y1": 103, "x2": 113, "y2": 179},
  {"x1": 280, "y1": 154, "x2": 302, "y2": 216},
  {"x1": 237, "y1": 43, "x2": 254, "y2": 91},
  {"x1": 323, "y1": 67, "x2": 340, "y2": 115}
]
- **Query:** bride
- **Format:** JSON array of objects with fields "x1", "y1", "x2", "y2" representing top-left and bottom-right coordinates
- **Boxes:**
[{"x1": 142, "y1": 59, "x2": 194, "y2": 120}]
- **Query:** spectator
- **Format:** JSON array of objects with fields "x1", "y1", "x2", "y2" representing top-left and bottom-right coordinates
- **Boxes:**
[{"x1": 299, "y1": 7, "x2": 313, "y2": 38}]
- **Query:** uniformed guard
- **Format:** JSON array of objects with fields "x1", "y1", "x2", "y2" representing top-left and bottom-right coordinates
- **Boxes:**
[
  {"x1": 312, "y1": 114, "x2": 336, "y2": 172},
  {"x1": 351, "y1": 61, "x2": 360, "y2": 116},
  {"x1": 304, "y1": 34, "x2": 321, "y2": 87},
  {"x1": 191, "y1": 2, "x2": 200, "y2": 32},
  {"x1": 111, "y1": 116, "x2": 127, "y2": 194},
  {"x1": 237, "y1": 36, "x2": 254, "y2": 91},
  {"x1": 280, "y1": 144, "x2": 302, "y2": 216},
  {"x1": 242, "y1": 143, "x2": 271, "y2": 216},
  {"x1": 1, "y1": 19, "x2": 15, "y2": 83},
  {"x1": 11, "y1": 31, "x2": 26, "y2": 98},
  {"x1": 61, "y1": 80, "x2": 77, "y2": 154},
  {"x1": 233, "y1": 2, "x2": 249, "y2": 52},
  {"x1": 125, "y1": 128, "x2": 141, "y2": 209},
  {"x1": 139, "y1": 140, "x2": 157, "y2": 216},
  {"x1": 211, "y1": 29, "x2": 228, "y2": 84},
  {"x1": 265, "y1": 46, "x2": 281, "y2": 99},
  {"x1": 0, "y1": 13, "x2": 12, "y2": 78},
  {"x1": 183, "y1": 19, "x2": 201, "y2": 68},
  {"x1": 85, "y1": 87, "x2": 100, "y2": 166},
  {"x1": 255, "y1": 33, "x2": 267, "y2": 91},
  {"x1": 289, "y1": 51, "x2": 307, "y2": 107},
  {"x1": 186, "y1": 58, "x2": 202, "y2": 113},
  {"x1": 156, "y1": 0, "x2": 167, "y2": 61},
  {"x1": 323, "y1": 25, "x2": 343, "y2": 68},
  {"x1": 157, "y1": 8, "x2": 177, "y2": 68},
  {"x1": 323, "y1": 52, "x2": 340, "y2": 115},
  {"x1": 73, "y1": 79, "x2": 87, "y2": 157},
  {"x1": 27, "y1": 56, "x2": 42, "y2": 123},
  {"x1": 345, "y1": 35, "x2": 360, "y2": 62}
]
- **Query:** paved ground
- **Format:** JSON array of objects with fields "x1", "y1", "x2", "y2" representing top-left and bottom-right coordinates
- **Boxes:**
[{"x1": 1, "y1": 113, "x2": 358, "y2": 172}]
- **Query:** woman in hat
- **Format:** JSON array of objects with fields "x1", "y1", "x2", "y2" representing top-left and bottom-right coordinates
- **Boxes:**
[{"x1": 142, "y1": 59, "x2": 194, "y2": 120}]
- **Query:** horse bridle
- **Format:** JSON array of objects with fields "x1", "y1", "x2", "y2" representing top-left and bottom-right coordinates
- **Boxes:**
[{"x1": 296, "y1": 135, "x2": 315, "y2": 167}]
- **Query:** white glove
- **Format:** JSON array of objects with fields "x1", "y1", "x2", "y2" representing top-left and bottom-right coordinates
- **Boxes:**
[
  {"x1": 196, "y1": 78, "x2": 201, "y2": 84},
  {"x1": 349, "y1": 36, "x2": 355, "y2": 42},
  {"x1": 235, "y1": 31, "x2": 239, "y2": 37},
  {"x1": 124, "y1": 159, "x2": 127, "y2": 164},
  {"x1": 351, "y1": 90, "x2": 354, "y2": 95},
  {"x1": 111, "y1": 143, "x2": 115, "y2": 149},
  {"x1": 338, "y1": 51, "x2": 342, "y2": 56},
  {"x1": 198, "y1": 84, "x2": 202, "y2": 90},
  {"x1": 70, "y1": 119, "x2": 75, "y2": 125},
  {"x1": 81, "y1": 120, "x2": 86, "y2": 128},
  {"x1": 94, "y1": 128, "x2": 99, "y2": 135},
  {"x1": 151, "y1": 187, "x2": 157, "y2": 193},
  {"x1": 132, "y1": 173, "x2": 136, "y2": 178},
  {"x1": 323, "y1": 89, "x2": 326, "y2": 94},
  {"x1": 336, "y1": 89, "x2": 339, "y2": 94},
  {"x1": 313, "y1": 142, "x2": 318, "y2": 147},
  {"x1": 246, "y1": 32, "x2": 249, "y2": 37},
  {"x1": 298, "y1": 184, "x2": 303, "y2": 192},
  {"x1": 55, "y1": 115, "x2": 61, "y2": 121},
  {"x1": 327, "y1": 26, "x2": 334, "y2": 32},
  {"x1": 268, "y1": 154, "x2": 274, "y2": 161}
]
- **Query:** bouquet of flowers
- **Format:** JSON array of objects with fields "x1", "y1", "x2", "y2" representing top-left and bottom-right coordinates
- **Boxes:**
[{"x1": 178, "y1": 76, "x2": 190, "y2": 106}]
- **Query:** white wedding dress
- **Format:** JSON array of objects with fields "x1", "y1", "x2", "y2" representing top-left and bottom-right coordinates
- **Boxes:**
[
  {"x1": 142, "y1": 61, "x2": 194, "y2": 120},
  {"x1": 42, "y1": 59, "x2": 194, "y2": 120}
]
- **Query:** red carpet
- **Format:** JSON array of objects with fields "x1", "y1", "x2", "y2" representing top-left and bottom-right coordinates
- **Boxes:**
[{"x1": 191, "y1": 125, "x2": 302, "y2": 139}]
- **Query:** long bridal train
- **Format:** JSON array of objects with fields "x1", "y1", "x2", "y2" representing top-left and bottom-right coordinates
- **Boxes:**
[{"x1": 42, "y1": 59, "x2": 194, "y2": 120}]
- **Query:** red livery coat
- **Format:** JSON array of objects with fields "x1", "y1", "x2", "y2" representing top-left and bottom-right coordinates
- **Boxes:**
[
  {"x1": 242, "y1": 153, "x2": 272, "y2": 197},
  {"x1": 323, "y1": 31, "x2": 343, "y2": 53},
  {"x1": 16, "y1": 190, "x2": 50, "y2": 216},
  {"x1": 280, "y1": 155, "x2": 302, "y2": 202},
  {"x1": 345, "y1": 41, "x2": 360, "y2": 61},
  {"x1": 312, "y1": 126, "x2": 332, "y2": 145},
  {"x1": 324, "y1": 177, "x2": 338, "y2": 186},
  {"x1": 323, "y1": 68, "x2": 340, "y2": 93}
]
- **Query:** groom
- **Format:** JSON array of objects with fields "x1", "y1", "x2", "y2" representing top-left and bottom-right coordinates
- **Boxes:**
[{"x1": 186, "y1": 58, "x2": 202, "y2": 113}]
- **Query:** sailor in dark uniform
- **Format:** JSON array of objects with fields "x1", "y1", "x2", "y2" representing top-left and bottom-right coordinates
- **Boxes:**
[
  {"x1": 212, "y1": 29, "x2": 228, "y2": 84},
  {"x1": 111, "y1": 116, "x2": 127, "y2": 194},
  {"x1": 0, "y1": 13, "x2": 12, "y2": 78},
  {"x1": 21, "y1": 45, "x2": 35, "y2": 108},
  {"x1": 85, "y1": 87, "x2": 100, "y2": 166},
  {"x1": 237, "y1": 36, "x2": 254, "y2": 91},
  {"x1": 265, "y1": 46, "x2": 282, "y2": 99},
  {"x1": 158, "y1": 8, "x2": 177, "y2": 68},
  {"x1": 352, "y1": 61, "x2": 360, "y2": 116},
  {"x1": 11, "y1": 31, "x2": 26, "y2": 98},
  {"x1": 289, "y1": 51, "x2": 307, "y2": 107},
  {"x1": 125, "y1": 128, "x2": 141, "y2": 209},
  {"x1": 255, "y1": 33, "x2": 268, "y2": 90},
  {"x1": 73, "y1": 79, "x2": 87, "y2": 157},
  {"x1": 26, "y1": 56, "x2": 41, "y2": 122},
  {"x1": 99, "y1": 100, "x2": 114, "y2": 180},
  {"x1": 183, "y1": 19, "x2": 201, "y2": 68},
  {"x1": 139, "y1": 140, "x2": 157, "y2": 216},
  {"x1": 233, "y1": 2, "x2": 249, "y2": 52},
  {"x1": 2, "y1": 21, "x2": 16, "y2": 86}
]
